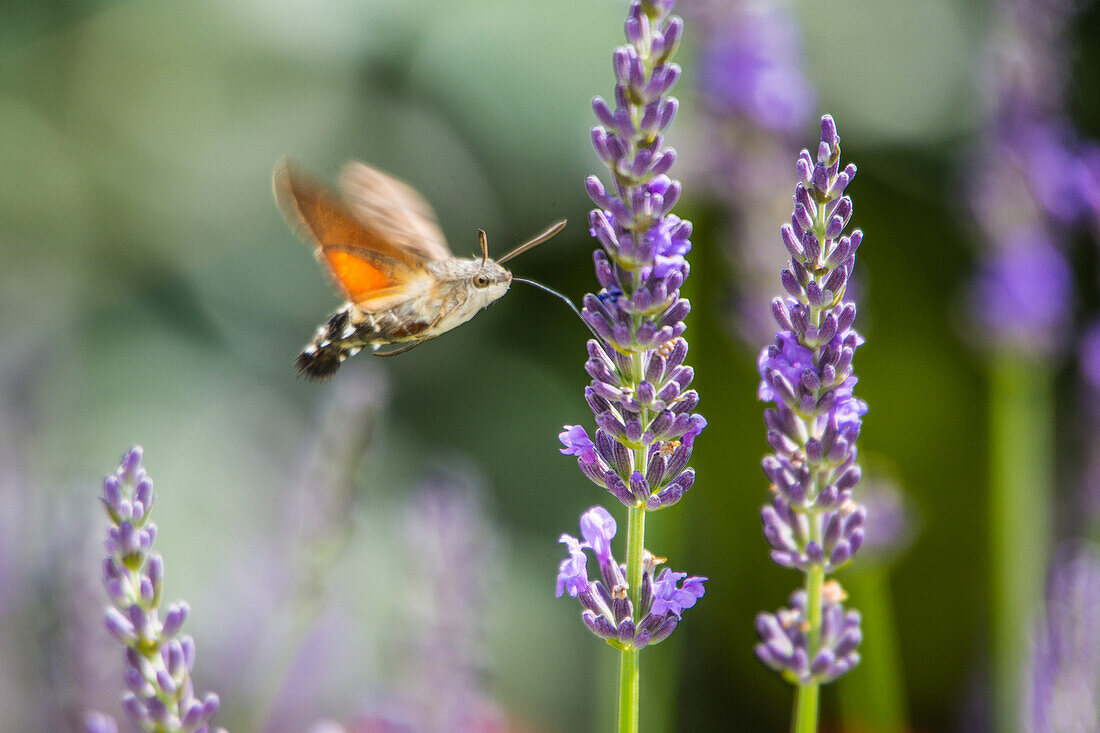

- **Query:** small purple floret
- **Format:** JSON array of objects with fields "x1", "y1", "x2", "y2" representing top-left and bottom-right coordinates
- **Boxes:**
[
  {"x1": 556, "y1": 506, "x2": 704, "y2": 650},
  {"x1": 559, "y1": 425, "x2": 598, "y2": 466},
  {"x1": 649, "y1": 569, "x2": 707, "y2": 619},
  {"x1": 556, "y1": 534, "x2": 590, "y2": 599},
  {"x1": 579, "y1": 506, "x2": 617, "y2": 564}
]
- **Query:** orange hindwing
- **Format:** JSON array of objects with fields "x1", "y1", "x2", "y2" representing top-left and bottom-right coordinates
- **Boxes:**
[{"x1": 273, "y1": 160, "x2": 427, "y2": 306}]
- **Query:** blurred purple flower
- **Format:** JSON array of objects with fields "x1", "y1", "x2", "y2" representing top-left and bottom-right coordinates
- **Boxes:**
[
  {"x1": 989, "y1": 0, "x2": 1088, "y2": 125},
  {"x1": 1078, "y1": 322, "x2": 1100, "y2": 396},
  {"x1": 352, "y1": 470, "x2": 507, "y2": 733},
  {"x1": 686, "y1": 0, "x2": 817, "y2": 347},
  {"x1": 966, "y1": 0, "x2": 1100, "y2": 354},
  {"x1": 1027, "y1": 543, "x2": 1100, "y2": 732},
  {"x1": 1077, "y1": 316, "x2": 1100, "y2": 523},
  {"x1": 250, "y1": 370, "x2": 388, "y2": 733},
  {"x1": 857, "y1": 478, "x2": 917, "y2": 560},
  {"x1": 96, "y1": 446, "x2": 225, "y2": 733},
  {"x1": 1021, "y1": 123, "x2": 1100, "y2": 226},
  {"x1": 970, "y1": 231, "x2": 1073, "y2": 352},
  {"x1": 83, "y1": 712, "x2": 119, "y2": 733},
  {"x1": 696, "y1": 2, "x2": 814, "y2": 135}
]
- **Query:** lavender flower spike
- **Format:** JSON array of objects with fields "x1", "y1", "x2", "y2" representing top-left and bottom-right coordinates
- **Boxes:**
[
  {"x1": 97, "y1": 446, "x2": 226, "y2": 733},
  {"x1": 567, "y1": 0, "x2": 704, "y2": 515},
  {"x1": 757, "y1": 116, "x2": 866, "y2": 731},
  {"x1": 557, "y1": 2, "x2": 703, "y2": 730}
]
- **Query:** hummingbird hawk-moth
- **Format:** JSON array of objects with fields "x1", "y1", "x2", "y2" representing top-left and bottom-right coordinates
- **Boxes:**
[{"x1": 273, "y1": 160, "x2": 566, "y2": 380}]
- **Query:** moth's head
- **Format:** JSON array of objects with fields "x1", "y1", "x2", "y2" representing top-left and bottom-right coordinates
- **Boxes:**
[
  {"x1": 469, "y1": 258, "x2": 512, "y2": 302},
  {"x1": 461, "y1": 228, "x2": 511, "y2": 304}
]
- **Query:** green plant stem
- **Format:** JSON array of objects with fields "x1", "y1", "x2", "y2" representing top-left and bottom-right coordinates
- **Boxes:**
[
  {"x1": 837, "y1": 566, "x2": 908, "y2": 733},
  {"x1": 618, "y1": 503, "x2": 646, "y2": 733},
  {"x1": 793, "y1": 681, "x2": 820, "y2": 733},
  {"x1": 792, "y1": 563, "x2": 825, "y2": 733},
  {"x1": 990, "y1": 351, "x2": 1053, "y2": 733},
  {"x1": 618, "y1": 645, "x2": 640, "y2": 733}
]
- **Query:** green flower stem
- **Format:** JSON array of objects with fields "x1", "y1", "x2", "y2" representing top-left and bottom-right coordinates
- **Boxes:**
[
  {"x1": 618, "y1": 502, "x2": 647, "y2": 733},
  {"x1": 792, "y1": 563, "x2": 825, "y2": 733},
  {"x1": 618, "y1": 643, "x2": 640, "y2": 733},
  {"x1": 792, "y1": 679, "x2": 820, "y2": 733},
  {"x1": 838, "y1": 566, "x2": 909, "y2": 733},
  {"x1": 990, "y1": 351, "x2": 1053, "y2": 733}
]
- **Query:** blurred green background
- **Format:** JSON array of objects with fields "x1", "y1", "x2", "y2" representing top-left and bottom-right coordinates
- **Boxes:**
[{"x1": 2, "y1": 0, "x2": 1099, "y2": 731}]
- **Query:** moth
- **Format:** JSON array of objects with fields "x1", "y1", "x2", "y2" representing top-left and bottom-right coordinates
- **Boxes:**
[{"x1": 274, "y1": 160, "x2": 566, "y2": 380}]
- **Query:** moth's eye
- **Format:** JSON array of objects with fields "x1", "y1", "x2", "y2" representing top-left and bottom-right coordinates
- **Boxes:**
[{"x1": 473, "y1": 273, "x2": 491, "y2": 289}]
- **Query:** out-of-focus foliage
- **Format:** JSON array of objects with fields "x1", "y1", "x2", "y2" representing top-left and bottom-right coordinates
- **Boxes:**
[{"x1": 0, "y1": 0, "x2": 1097, "y2": 731}]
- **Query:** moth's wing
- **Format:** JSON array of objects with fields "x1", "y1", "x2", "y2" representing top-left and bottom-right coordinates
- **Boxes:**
[
  {"x1": 274, "y1": 160, "x2": 430, "y2": 310},
  {"x1": 338, "y1": 161, "x2": 453, "y2": 262}
]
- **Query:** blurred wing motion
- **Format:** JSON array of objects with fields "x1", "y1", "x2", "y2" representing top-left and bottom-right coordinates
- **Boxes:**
[
  {"x1": 338, "y1": 160, "x2": 452, "y2": 262},
  {"x1": 273, "y1": 159, "x2": 433, "y2": 310}
]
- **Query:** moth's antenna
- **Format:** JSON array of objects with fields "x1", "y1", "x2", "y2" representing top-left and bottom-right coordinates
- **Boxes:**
[
  {"x1": 478, "y1": 229, "x2": 489, "y2": 268},
  {"x1": 512, "y1": 277, "x2": 601, "y2": 340},
  {"x1": 498, "y1": 220, "x2": 567, "y2": 264}
]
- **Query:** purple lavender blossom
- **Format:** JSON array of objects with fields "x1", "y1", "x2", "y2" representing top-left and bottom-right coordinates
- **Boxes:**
[
  {"x1": 97, "y1": 446, "x2": 225, "y2": 733},
  {"x1": 556, "y1": 507, "x2": 705, "y2": 651},
  {"x1": 556, "y1": 0, "x2": 705, "y2": 660},
  {"x1": 857, "y1": 477, "x2": 917, "y2": 561},
  {"x1": 562, "y1": 0, "x2": 704, "y2": 514},
  {"x1": 1026, "y1": 543, "x2": 1100, "y2": 732},
  {"x1": 756, "y1": 116, "x2": 866, "y2": 686},
  {"x1": 558, "y1": 6, "x2": 705, "y2": 725}
]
